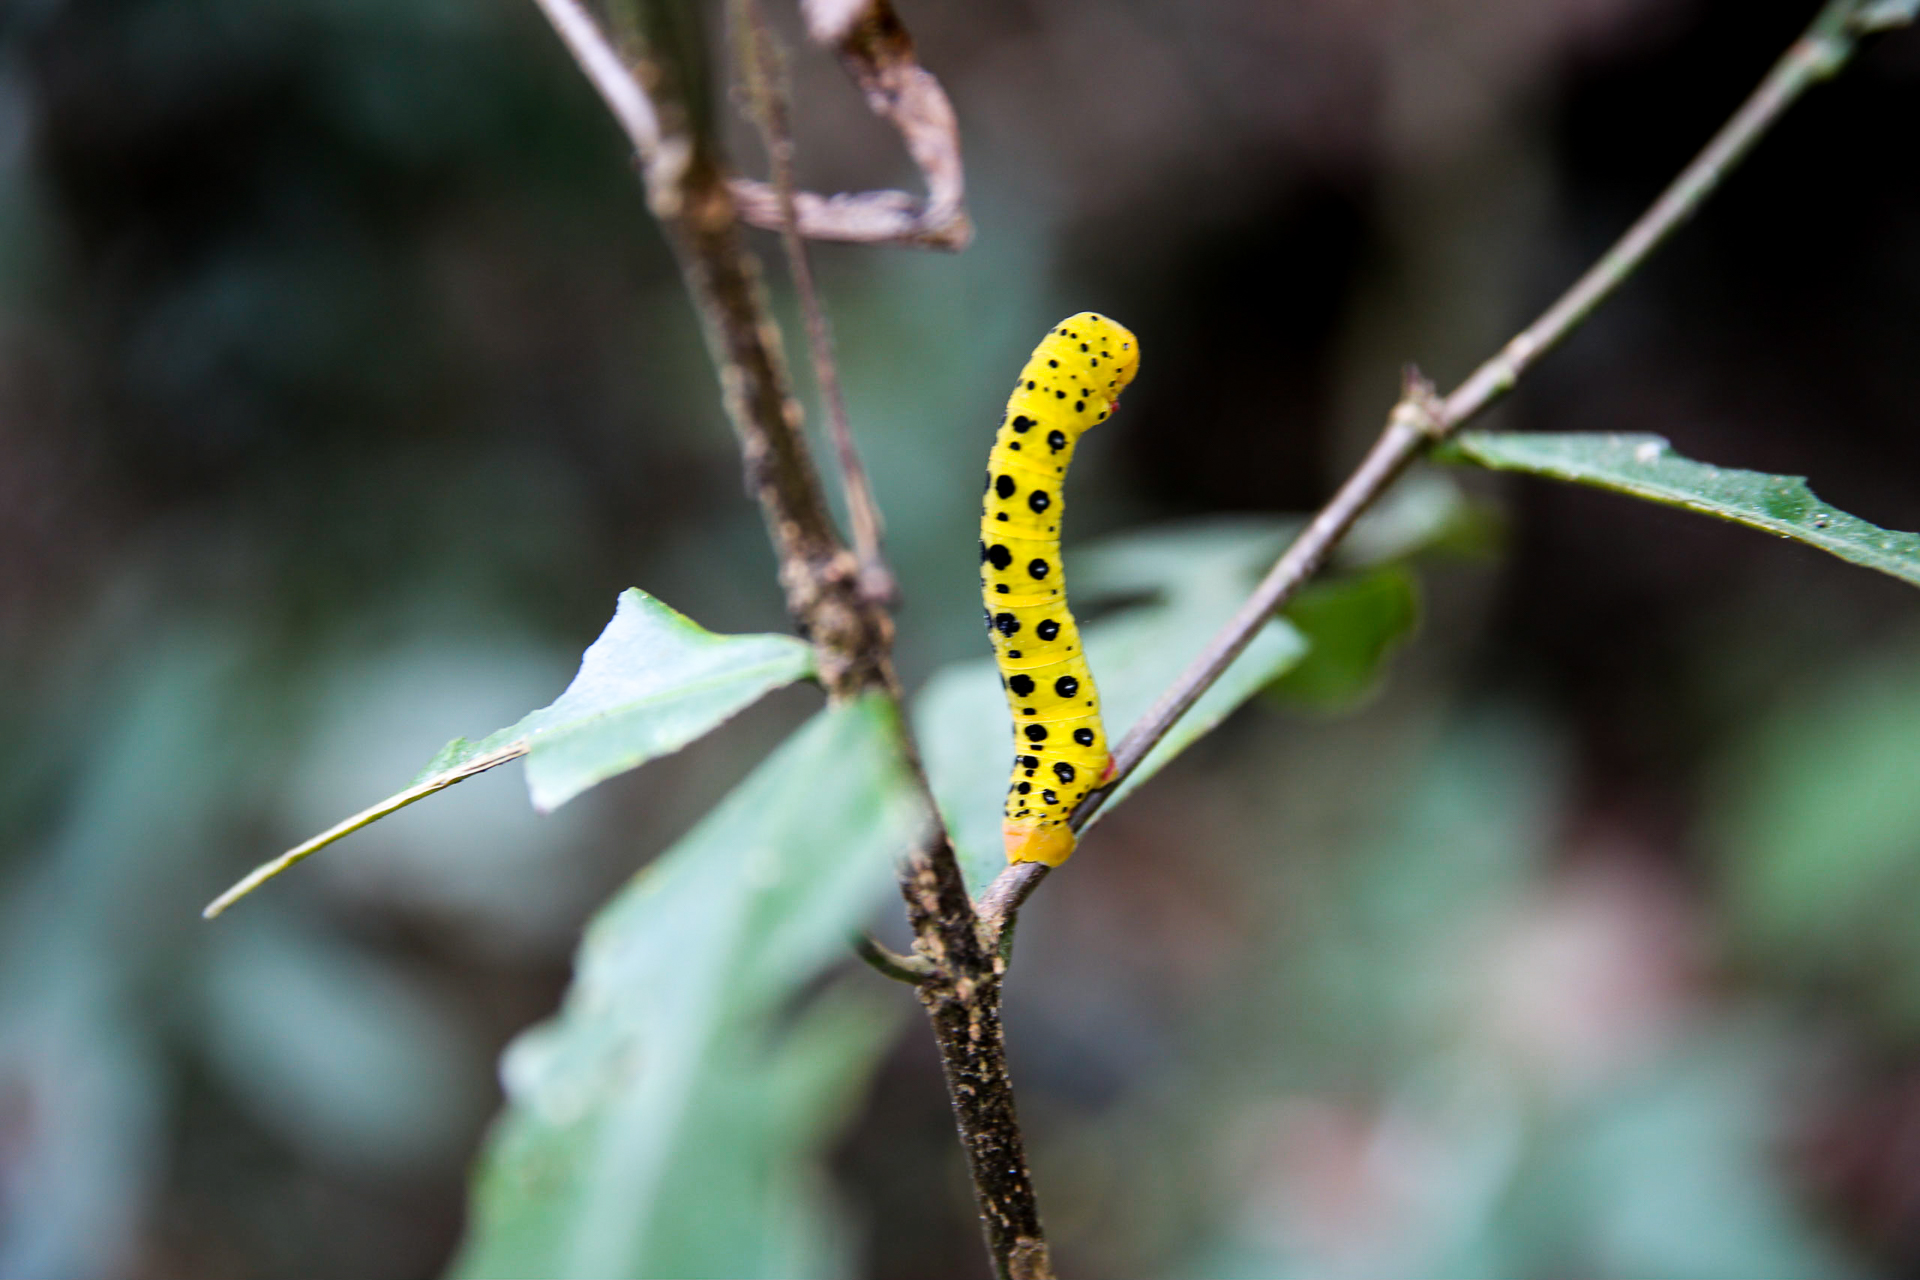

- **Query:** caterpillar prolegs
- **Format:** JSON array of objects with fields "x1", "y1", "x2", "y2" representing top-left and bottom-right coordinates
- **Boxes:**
[{"x1": 980, "y1": 313, "x2": 1140, "y2": 866}]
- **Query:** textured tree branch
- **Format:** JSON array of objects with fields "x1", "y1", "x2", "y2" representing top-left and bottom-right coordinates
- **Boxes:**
[
  {"x1": 897, "y1": 828, "x2": 1053, "y2": 1280},
  {"x1": 978, "y1": 0, "x2": 1914, "y2": 929},
  {"x1": 564, "y1": 0, "x2": 882, "y2": 696},
  {"x1": 530, "y1": 4, "x2": 1044, "y2": 1274}
]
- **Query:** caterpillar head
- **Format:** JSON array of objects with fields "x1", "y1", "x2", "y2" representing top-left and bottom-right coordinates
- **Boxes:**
[
  {"x1": 1063, "y1": 311, "x2": 1139, "y2": 416},
  {"x1": 1022, "y1": 313, "x2": 1139, "y2": 433}
]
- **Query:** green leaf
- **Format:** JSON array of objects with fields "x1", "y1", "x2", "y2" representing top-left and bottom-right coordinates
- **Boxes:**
[
  {"x1": 1440, "y1": 432, "x2": 1920, "y2": 589},
  {"x1": 451, "y1": 693, "x2": 925, "y2": 1279},
  {"x1": 1268, "y1": 567, "x2": 1420, "y2": 711},
  {"x1": 513, "y1": 590, "x2": 813, "y2": 812},
  {"x1": 204, "y1": 589, "x2": 812, "y2": 917},
  {"x1": 201, "y1": 912, "x2": 488, "y2": 1174},
  {"x1": 917, "y1": 520, "x2": 1310, "y2": 893}
]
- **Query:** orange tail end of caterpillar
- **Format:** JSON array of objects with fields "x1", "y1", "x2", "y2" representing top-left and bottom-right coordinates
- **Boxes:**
[
  {"x1": 1003, "y1": 817, "x2": 1076, "y2": 867},
  {"x1": 983, "y1": 312, "x2": 1137, "y2": 870}
]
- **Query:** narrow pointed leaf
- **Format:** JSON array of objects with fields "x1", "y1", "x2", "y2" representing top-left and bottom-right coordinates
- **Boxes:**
[
  {"x1": 204, "y1": 589, "x2": 812, "y2": 917},
  {"x1": 1442, "y1": 432, "x2": 1920, "y2": 589},
  {"x1": 514, "y1": 589, "x2": 813, "y2": 812},
  {"x1": 450, "y1": 693, "x2": 925, "y2": 1279}
]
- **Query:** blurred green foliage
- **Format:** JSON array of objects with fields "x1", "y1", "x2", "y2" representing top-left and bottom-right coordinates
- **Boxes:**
[
  {"x1": 453, "y1": 695, "x2": 922, "y2": 1279},
  {"x1": 1713, "y1": 641, "x2": 1920, "y2": 1038},
  {"x1": 1044, "y1": 713, "x2": 1858, "y2": 1279},
  {"x1": 1269, "y1": 567, "x2": 1420, "y2": 711}
]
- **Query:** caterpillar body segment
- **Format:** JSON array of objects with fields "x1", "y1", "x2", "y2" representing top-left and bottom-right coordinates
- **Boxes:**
[{"x1": 980, "y1": 312, "x2": 1139, "y2": 866}]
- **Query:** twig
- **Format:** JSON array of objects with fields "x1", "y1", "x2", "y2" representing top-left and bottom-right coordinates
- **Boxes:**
[
  {"x1": 855, "y1": 931, "x2": 935, "y2": 983},
  {"x1": 729, "y1": 0, "x2": 971, "y2": 248},
  {"x1": 728, "y1": 185, "x2": 971, "y2": 249},
  {"x1": 1439, "y1": 0, "x2": 1905, "y2": 427},
  {"x1": 1093, "y1": 375, "x2": 1442, "y2": 809},
  {"x1": 978, "y1": 0, "x2": 1912, "y2": 917},
  {"x1": 557, "y1": 0, "x2": 884, "y2": 696},
  {"x1": 530, "y1": 0, "x2": 662, "y2": 161},
  {"x1": 735, "y1": 0, "x2": 895, "y2": 603}
]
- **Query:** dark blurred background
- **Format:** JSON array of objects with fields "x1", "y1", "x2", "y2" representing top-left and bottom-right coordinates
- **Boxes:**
[{"x1": 2, "y1": 0, "x2": 1918, "y2": 1275}]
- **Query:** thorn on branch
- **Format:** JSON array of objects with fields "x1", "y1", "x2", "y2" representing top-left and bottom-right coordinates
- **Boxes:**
[{"x1": 856, "y1": 932, "x2": 936, "y2": 984}]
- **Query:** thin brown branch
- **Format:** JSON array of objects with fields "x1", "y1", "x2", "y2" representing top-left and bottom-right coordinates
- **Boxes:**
[
  {"x1": 729, "y1": 0, "x2": 971, "y2": 248},
  {"x1": 883, "y1": 740, "x2": 1054, "y2": 1275},
  {"x1": 532, "y1": 5, "x2": 1044, "y2": 1273},
  {"x1": 1439, "y1": 0, "x2": 1904, "y2": 427},
  {"x1": 978, "y1": 0, "x2": 1910, "y2": 917},
  {"x1": 728, "y1": 184, "x2": 971, "y2": 249},
  {"x1": 531, "y1": 0, "x2": 663, "y2": 160},
  {"x1": 1090, "y1": 375, "x2": 1441, "y2": 812},
  {"x1": 897, "y1": 829, "x2": 1053, "y2": 1280},
  {"x1": 735, "y1": 0, "x2": 895, "y2": 603},
  {"x1": 553, "y1": 0, "x2": 881, "y2": 696},
  {"x1": 973, "y1": 860, "x2": 1051, "y2": 962}
]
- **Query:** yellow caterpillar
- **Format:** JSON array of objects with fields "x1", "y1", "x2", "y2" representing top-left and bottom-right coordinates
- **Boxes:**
[{"x1": 980, "y1": 312, "x2": 1139, "y2": 866}]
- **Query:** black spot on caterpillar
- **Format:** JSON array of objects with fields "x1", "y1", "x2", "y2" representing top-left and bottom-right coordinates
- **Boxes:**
[{"x1": 980, "y1": 312, "x2": 1139, "y2": 866}]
